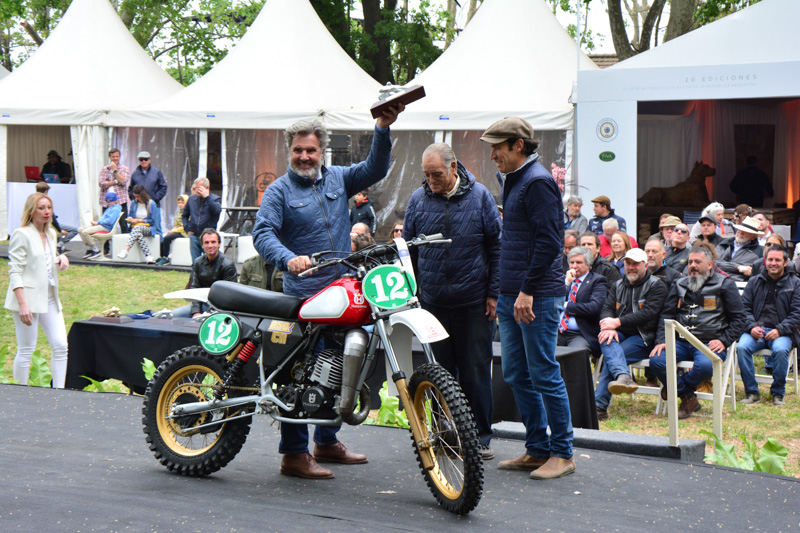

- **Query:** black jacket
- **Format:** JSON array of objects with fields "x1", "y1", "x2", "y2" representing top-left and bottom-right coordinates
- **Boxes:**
[
  {"x1": 591, "y1": 255, "x2": 621, "y2": 283},
  {"x1": 664, "y1": 246, "x2": 689, "y2": 272},
  {"x1": 601, "y1": 271, "x2": 668, "y2": 346},
  {"x1": 561, "y1": 271, "x2": 608, "y2": 355},
  {"x1": 716, "y1": 238, "x2": 764, "y2": 281},
  {"x1": 190, "y1": 253, "x2": 238, "y2": 314},
  {"x1": 742, "y1": 271, "x2": 800, "y2": 346},
  {"x1": 183, "y1": 193, "x2": 222, "y2": 236},
  {"x1": 652, "y1": 264, "x2": 682, "y2": 290},
  {"x1": 349, "y1": 198, "x2": 376, "y2": 235}
]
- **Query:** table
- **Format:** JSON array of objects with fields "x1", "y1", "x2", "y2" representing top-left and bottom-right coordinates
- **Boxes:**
[
  {"x1": 222, "y1": 206, "x2": 260, "y2": 235},
  {"x1": 65, "y1": 317, "x2": 257, "y2": 394}
]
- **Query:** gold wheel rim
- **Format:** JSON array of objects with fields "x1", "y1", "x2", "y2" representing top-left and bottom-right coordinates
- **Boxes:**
[
  {"x1": 155, "y1": 364, "x2": 226, "y2": 456},
  {"x1": 412, "y1": 380, "x2": 465, "y2": 500}
]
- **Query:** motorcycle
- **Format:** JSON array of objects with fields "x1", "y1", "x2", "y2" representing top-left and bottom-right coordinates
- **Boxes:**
[{"x1": 141, "y1": 234, "x2": 484, "y2": 515}]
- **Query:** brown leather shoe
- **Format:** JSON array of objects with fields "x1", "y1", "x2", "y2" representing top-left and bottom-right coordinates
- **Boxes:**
[
  {"x1": 644, "y1": 377, "x2": 660, "y2": 388},
  {"x1": 313, "y1": 441, "x2": 368, "y2": 464},
  {"x1": 608, "y1": 373, "x2": 639, "y2": 395},
  {"x1": 280, "y1": 453, "x2": 334, "y2": 479},
  {"x1": 498, "y1": 453, "x2": 548, "y2": 471},
  {"x1": 677, "y1": 395, "x2": 701, "y2": 419},
  {"x1": 529, "y1": 457, "x2": 576, "y2": 480}
]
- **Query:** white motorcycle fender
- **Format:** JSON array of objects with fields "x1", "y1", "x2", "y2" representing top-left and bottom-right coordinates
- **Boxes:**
[{"x1": 384, "y1": 308, "x2": 449, "y2": 396}]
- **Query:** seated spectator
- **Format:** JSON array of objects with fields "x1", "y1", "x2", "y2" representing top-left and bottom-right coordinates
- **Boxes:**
[
  {"x1": 658, "y1": 215, "x2": 682, "y2": 249},
  {"x1": 595, "y1": 248, "x2": 668, "y2": 420},
  {"x1": 598, "y1": 218, "x2": 618, "y2": 257},
  {"x1": 732, "y1": 204, "x2": 752, "y2": 227},
  {"x1": 694, "y1": 215, "x2": 725, "y2": 247},
  {"x1": 689, "y1": 202, "x2": 734, "y2": 243},
  {"x1": 715, "y1": 215, "x2": 764, "y2": 281},
  {"x1": 117, "y1": 185, "x2": 162, "y2": 264},
  {"x1": 749, "y1": 234, "x2": 795, "y2": 278},
  {"x1": 564, "y1": 195, "x2": 588, "y2": 234},
  {"x1": 349, "y1": 188, "x2": 376, "y2": 235},
  {"x1": 579, "y1": 231, "x2": 621, "y2": 283},
  {"x1": 649, "y1": 246, "x2": 747, "y2": 419},
  {"x1": 77, "y1": 192, "x2": 123, "y2": 259},
  {"x1": 173, "y1": 229, "x2": 238, "y2": 317},
  {"x1": 752, "y1": 211, "x2": 773, "y2": 246},
  {"x1": 240, "y1": 254, "x2": 283, "y2": 292},
  {"x1": 645, "y1": 236, "x2": 681, "y2": 290},
  {"x1": 41, "y1": 150, "x2": 72, "y2": 183},
  {"x1": 157, "y1": 195, "x2": 189, "y2": 265},
  {"x1": 556, "y1": 247, "x2": 608, "y2": 358},
  {"x1": 563, "y1": 229, "x2": 579, "y2": 273},
  {"x1": 588, "y1": 195, "x2": 626, "y2": 235},
  {"x1": 737, "y1": 245, "x2": 800, "y2": 407},
  {"x1": 35, "y1": 182, "x2": 77, "y2": 254},
  {"x1": 183, "y1": 177, "x2": 222, "y2": 263},
  {"x1": 664, "y1": 223, "x2": 690, "y2": 271},
  {"x1": 605, "y1": 231, "x2": 632, "y2": 275}
]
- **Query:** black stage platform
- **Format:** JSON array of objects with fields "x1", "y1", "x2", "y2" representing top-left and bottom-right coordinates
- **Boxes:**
[{"x1": 1, "y1": 385, "x2": 797, "y2": 531}]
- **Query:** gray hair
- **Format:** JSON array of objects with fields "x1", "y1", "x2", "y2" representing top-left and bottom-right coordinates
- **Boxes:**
[
  {"x1": 422, "y1": 142, "x2": 456, "y2": 168},
  {"x1": 284, "y1": 118, "x2": 330, "y2": 153},
  {"x1": 564, "y1": 229, "x2": 580, "y2": 241},
  {"x1": 567, "y1": 246, "x2": 593, "y2": 266},
  {"x1": 702, "y1": 202, "x2": 725, "y2": 218},
  {"x1": 646, "y1": 235, "x2": 665, "y2": 251},
  {"x1": 602, "y1": 218, "x2": 619, "y2": 231},
  {"x1": 688, "y1": 245, "x2": 714, "y2": 262},
  {"x1": 566, "y1": 195, "x2": 582, "y2": 206},
  {"x1": 193, "y1": 176, "x2": 210, "y2": 188}
]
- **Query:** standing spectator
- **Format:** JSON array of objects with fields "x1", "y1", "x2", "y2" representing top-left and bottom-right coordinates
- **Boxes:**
[
  {"x1": 35, "y1": 182, "x2": 77, "y2": 254},
  {"x1": 129, "y1": 151, "x2": 167, "y2": 208},
  {"x1": 78, "y1": 192, "x2": 123, "y2": 259},
  {"x1": 579, "y1": 231, "x2": 622, "y2": 283},
  {"x1": 157, "y1": 194, "x2": 189, "y2": 265},
  {"x1": 564, "y1": 195, "x2": 588, "y2": 234},
  {"x1": 715, "y1": 215, "x2": 765, "y2": 281},
  {"x1": 588, "y1": 195, "x2": 626, "y2": 235},
  {"x1": 99, "y1": 148, "x2": 130, "y2": 234},
  {"x1": 117, "y1": 185, "x2": 162, "y2": 263},
  {"x1": 183, "y1": 177, "x2": 222, "y2": 263},
  {"x1": 649, "y1": 246, "x2": 747, "y2": 419},
  {"x1": 556, "y1": 246, "x2": 607, "y2": 358},
  {"x1": 480, "y1": 117, "x2": 575, "y2": 480},
  {"x1": 403, "y1": 142, "x2": 501, "y2": 460},
  {"x1": 40, "y1": 150, "x2": 72, "y2": 183},
  {"x1": 737, "y1": 245, "x2": 800, "y2": 406},
  {"x1": 349, "y1": 188, "x2": 376, "y2": 235},
  {"x1": 240, "y1": 254, "x2": 283, "y2": 292},
  {"x1": 4, "y1": 193, "x2": 70, "y2": 387},
  {"x1": 665, "y1": 223, "x2": 691, "y2": 271},
  {"x1": 730, "y1": 156, "x2": 773, "y2": 208},
  {"x1": 173, "y1": 229, "x2": 238, "y2": 318}
]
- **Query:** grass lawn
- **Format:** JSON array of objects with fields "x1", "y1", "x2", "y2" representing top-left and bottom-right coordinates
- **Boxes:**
[{"x1": 1, "y1": 257, "x2": 799, "y2": 476}]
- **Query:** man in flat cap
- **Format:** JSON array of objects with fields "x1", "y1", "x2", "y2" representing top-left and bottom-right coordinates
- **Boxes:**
[
  {"x1": 588, "y1": 195, "x2": 627, "y2": 236},
  {"x1": 480, "y1": 117, "x2": 575, "y2": 480},
  {"x1": 129, "y1": 150, "x2": 168, "y2": 208}
]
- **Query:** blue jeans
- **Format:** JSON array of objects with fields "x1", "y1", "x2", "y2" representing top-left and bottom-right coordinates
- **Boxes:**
[
  {"x1": 649, "y1": 339, "x2": 726, "y2": 397},
  {"x1": 497, "y1": 295, "x2": 573, "y2": 460},
  {"x1": 737, "y1": 331, "x2": 792, "y2": 397},
  {"x1": 189, "y1": 234, "x2": 202, "y2": 263},
  {"x1": 595, "y1": 333, "x2": 650, "y2": 410},
  {"x1": 423, "y1": 301, "x2": 494, "y2": 446}
]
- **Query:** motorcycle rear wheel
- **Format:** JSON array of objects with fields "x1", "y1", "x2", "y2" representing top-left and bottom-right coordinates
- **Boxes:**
[
  {"x1": 142, "y1": 346, "x2": 252, "y2": 476},
  {"x1": 408, "y1": 363, "x2": 483, "y2": 515}
]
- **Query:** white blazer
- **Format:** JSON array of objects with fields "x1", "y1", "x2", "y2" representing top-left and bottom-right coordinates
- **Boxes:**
[{"x1": 4, "y1": 225, "x2": 62, "y2": 314}]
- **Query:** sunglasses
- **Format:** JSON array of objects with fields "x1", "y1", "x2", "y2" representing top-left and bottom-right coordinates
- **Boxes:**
[
  {"x1": 138, "y1": 157, "x2": 150, "y2": 161},
  {"x1": 393, "y1": 228, "x2": 403, "y2": 233},
  {"x1": 674, "y1": 228, "x2": 689, "y2": 234}
]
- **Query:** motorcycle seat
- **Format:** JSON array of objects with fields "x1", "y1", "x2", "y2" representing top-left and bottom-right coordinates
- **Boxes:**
[{"x1": 208, "y1": 281, "x2": 305, "y2": 319}]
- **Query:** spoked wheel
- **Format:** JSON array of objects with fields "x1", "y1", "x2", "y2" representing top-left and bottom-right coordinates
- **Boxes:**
[
  {"x1": 142, "y1": 346, "x2": 252, "y2": 476},
  {"x1": 408, "y1": 363, "x2": 483, "y2": 515}
]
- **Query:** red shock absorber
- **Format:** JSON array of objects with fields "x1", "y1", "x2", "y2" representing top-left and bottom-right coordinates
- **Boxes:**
[
  {"x1": 237, "y1": 340, "x2": 257, "y2": 363},
  {"x1": 215, "y1": 340, "x2": 258, "y2": 400}
]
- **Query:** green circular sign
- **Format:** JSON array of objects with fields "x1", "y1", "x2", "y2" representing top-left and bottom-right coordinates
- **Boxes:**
[
  {"x1": 362, "y1": 265, "x2": 417, "y2": 309},
  {"x1": 198, "y1": 313, "x2": 241, "y2": 355}
]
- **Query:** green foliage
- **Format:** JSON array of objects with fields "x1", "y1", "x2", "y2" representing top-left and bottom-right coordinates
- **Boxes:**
[
  {"x1": 694, "y1": 0, "x2": 761, "y2": 27},
  {"x1": 142, "y1": 358, "x2": 157, "y2": 381},
  {"x1": 27, "y1": 350, "x2": 52, "y2": 387},
  {"x1": 701, "y1": 430, "x2": 789, "y2": 475},
  {"x1": 0, "y1": 345, "x2": 17, "y2": 384},
  {"x1": 364, "y1": 381, "x2": 409, "y2": 428},
  {"x1": 81, "y1": 376, "x2": 126, "y2": 393}
]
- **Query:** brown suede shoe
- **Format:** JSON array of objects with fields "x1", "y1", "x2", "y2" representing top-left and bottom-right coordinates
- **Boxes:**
[
  {"x1": 608, "y1": 373, "x2": 639, "y2": 395},
  {"x1": 313, "y1": 441, "x2": 368, "y2": 464},
  {"x1": 280, "y1": 453, "x2": 334, "y2": 479},
  {"x1": 529, "y1": 457, "x2": 576, "y2": 480},
  {"x1": 498, "y1": 453, "x2": 548, "y2": 471},
  {"x1": 677, "y1": 395, "x2": 701, "y2": 419},
  {"x1": 644, "y1": 377, "x2": 660, "y2": 388}
]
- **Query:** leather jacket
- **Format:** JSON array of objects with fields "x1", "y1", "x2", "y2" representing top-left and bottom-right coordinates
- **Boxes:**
[{"x1": 601, "y1": 271, "x2": 667, "y2": 346}]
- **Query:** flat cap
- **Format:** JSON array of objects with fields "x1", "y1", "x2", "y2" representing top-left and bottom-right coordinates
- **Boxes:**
[
  {"x1": 480, "y1": 117, "x2": 534, "y2": 144},
  {"x1": 591, "y1": 195, "x2": 611, "y2": 206}
]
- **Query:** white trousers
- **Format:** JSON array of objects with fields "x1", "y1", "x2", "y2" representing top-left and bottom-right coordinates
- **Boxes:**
[{"x1": 12, "y1": 287, "x2": 69, "y2": 388}]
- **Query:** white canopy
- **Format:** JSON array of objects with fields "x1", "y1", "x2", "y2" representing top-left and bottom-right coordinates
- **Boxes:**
[
  {"x1": 108, "y1": 0, "x2": 383, "y2": 129},
  {"x1": 0, "y1": 65, "x2": 8, "y2": 81},
  {"x1": 378, "y1": 0, "x2": 598, "y2": 132}
]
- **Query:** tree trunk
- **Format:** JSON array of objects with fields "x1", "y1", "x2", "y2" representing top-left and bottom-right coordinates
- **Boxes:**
[
  {"x1": 21, "y1": 22, "x2": 43, "y2": 46},
  {"x1": 638, "y1": 0, "x2": 667, "y2": 53},
  {"x1": 466, "y1": 0, "x2": 479, "y2": 25},
  {"x1": 664, "y1": 0, "x2": 695, "y2": 42},
  {"x1": 608, "y1": 0, "x2": 635, "y2": 59},
  {"x1": 444, "y1": 0, "x2": 457, "y2": 49},
  {"x1": 361, "y1": 0, "x2": 396, "y2": 84}
]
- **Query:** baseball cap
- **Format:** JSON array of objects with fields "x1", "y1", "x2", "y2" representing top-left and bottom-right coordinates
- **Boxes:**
[
  {"x1": 624, "y1": 248, "x2": 647, "y2": 263},
  {"x1": 480, "y1": 117, "x2": 534, "y2": 144},
  {"x1": 137, "y1": 151, "x2": 151, "y2": 159},
  {"x1": 698, "y1": 215, "x2": 717, "y2": 225}
]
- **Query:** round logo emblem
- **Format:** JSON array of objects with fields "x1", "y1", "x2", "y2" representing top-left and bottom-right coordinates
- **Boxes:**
[
  {"x1": 362, "y1": 265, "x2": 418, "y2": 310},
  {"x1": 596, "y1": 119, "x2": 618, "y2": 142},
  {"x1": 199, "y1": 313, "x2": 241, "y2": 355}
]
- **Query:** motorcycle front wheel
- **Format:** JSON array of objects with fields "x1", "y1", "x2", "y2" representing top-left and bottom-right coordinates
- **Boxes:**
[
  {"x1": 408, "y1": 363, "x2": 483, "y2": 515},
  {"x1": 142, "y1": 346, "x2": 252, "y2": 477}
]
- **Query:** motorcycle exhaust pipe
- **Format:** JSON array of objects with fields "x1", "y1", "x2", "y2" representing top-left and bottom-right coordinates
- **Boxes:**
[{"x1": 339, "y1": 328, "x2": 370, "y2": 425}]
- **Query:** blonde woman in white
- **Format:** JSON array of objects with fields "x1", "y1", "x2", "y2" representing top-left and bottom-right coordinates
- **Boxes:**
[{"x1": 5, "y1": 192, "x2": 70, "y2": 387}]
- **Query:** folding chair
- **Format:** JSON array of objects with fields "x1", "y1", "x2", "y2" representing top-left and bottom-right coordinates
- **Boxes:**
[{"x1": 734, "y1": 346, "x2": 799, "y2": 396}]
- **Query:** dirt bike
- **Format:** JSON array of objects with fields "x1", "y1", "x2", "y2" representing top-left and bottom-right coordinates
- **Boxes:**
[{"x1": 141, "y1": 234, "x2": 484, "y2": 515}]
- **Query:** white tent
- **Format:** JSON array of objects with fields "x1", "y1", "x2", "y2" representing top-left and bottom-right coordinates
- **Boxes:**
[
  {"x1": 0, "y1": 0, "x2": 181, "y2": 236},
  {"x1": 0, "y1": 65, "x2": 9, "y2": 81},
  {"x1": 577, "y1": 0, "x2": 800, "y2": 234}
]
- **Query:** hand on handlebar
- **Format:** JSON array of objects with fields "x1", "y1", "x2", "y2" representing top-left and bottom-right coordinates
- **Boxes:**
[{"x1": 288, "y1": 255, "x2": 313, "y2": 276}]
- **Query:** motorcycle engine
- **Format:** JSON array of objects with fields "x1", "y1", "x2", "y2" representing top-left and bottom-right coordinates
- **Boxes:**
[
  {"x1": 311, "y1": 349, "x2": 344, "y2": 390},
  {"x1": 277, "y1": 349, "x2": 342, "y2": 420}
]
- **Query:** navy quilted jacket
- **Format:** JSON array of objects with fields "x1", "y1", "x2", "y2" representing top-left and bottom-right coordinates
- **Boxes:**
[
  {"x1": 403, "y1": 162, "x2": 501, "y2": 307},
  {"x1": 499, "y1": 154, "x2": 564, "y2": 296},
  {"x1": 252, "y1": 126, "x2": 392, "y2": 298}
]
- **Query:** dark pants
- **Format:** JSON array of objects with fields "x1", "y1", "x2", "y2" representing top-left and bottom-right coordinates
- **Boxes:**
[
  {"x1": 557, "y1": 329, "x2": 592, "y2": 354},
  {"x1": 423, "y1": 301, "x2": 494, "y2": 446},
  {"x1": 161, "y1": 232, "x2": 185, "y2": 258}
]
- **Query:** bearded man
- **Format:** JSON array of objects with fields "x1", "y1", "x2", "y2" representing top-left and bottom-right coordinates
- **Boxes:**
[
  {"x1": 649, "y1": 246, "x2": 747, "y2": 419},
  {"x1": 715, "y1": 215, "x2": 764, "y2": 281}
]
